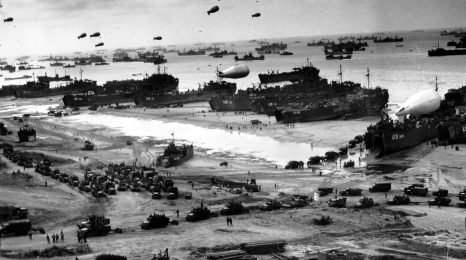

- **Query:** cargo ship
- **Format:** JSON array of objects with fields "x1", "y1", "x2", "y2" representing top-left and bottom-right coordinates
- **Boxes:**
[
  {"x1": 255, "y1": 42, "x2": 287, "y2": 52},
  {"x1": 362, "y1": 83, "x2": 465, "y2": 157},
  {"x1": 307, "y1": 40, "x2": 332, "y2": 47},
  {"x1": 274, "y1": 87, "x2": 388, "y2": 123},
  {"x1": 258, "y1": 62, "x2": 320, "y2": 84},
  {"x1": 50, "y1": 61, "x2": 64, "y2": 67},
  {"x1": 177, "y1": 49, "x2": 205, "y2": 56},
  {"x1": 135, "y1": 80, "x2": 236, "y2": 108},
  {"x1": 156, "y1": 138, "x2": 194, "y2": 168},
  {"x1": 209, "y1": 50, "x2": 237, "y2": 56},
  {"x1": 0, "y1": 65, "x2": 16, "y2": 73},
  {"x1": 428, "y1": 47, "x2": 466, "y2": 56},
  {"x1": 210, "y1": 64, "x2": 389, "y2": 118},
  {"x1": 14, "y1": 79, "x2": 98, "y2": 99},
  {"x1": 63, "y1": 69, "x2": 179, "y2": 107},
  {"x1": 37, "y1": 73, "x2": 71, "y2": 83},
  {"x1": 234, "y1": 53, "x2": 265, "y2": 61},
  {"x1": 373, "y1": 35, "x2": 403, "y2": 43}
]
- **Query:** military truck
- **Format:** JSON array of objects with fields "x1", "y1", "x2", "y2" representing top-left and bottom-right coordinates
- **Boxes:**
[
  {"x1": 404, "y1": 184, "x2": 428, "y2": 196},
  {"x1": 0, "y1": 206, "x2": 28, "y2": 222},
  {"x1": 186, "y1": 204, "x2": 214, "y2": 222},
  {"x1": 432, "y1": 189, "x2": 448, "y2": 197},
  {"x1": 220, "y1": 201, "x2": 249, "y2": 215},
  {"x1": 77, "y1": 215, "x2": 111, "y2": 237},
  {"x1": 459, "y1": 189, "x2": 466, "y2": 201},
  {"x1": 318, "y1": 187, "x2": 334, "y2": 196},
  {"x1": 369, "y1": 183, "x2": 391, "y2": 192},
  {"x1": 140, "y1": 214, "x2": 170, "y2": 229},
  {"x1": 355, "y1": 197, "x2": 374, "y2": 208},
  {"x1": 387, "y1": 195, "x2": 410, "y2": 205},
  {"x1": 259, "y1": 200, "x2": 281, "y2": 211},
  {"x1": 328, "y1": 197, "x2": 346, "y2": 208},
  {"x1": 0, "y1": 219, "x2": 32, "y2": 236},
  {"x1": 428, "y1": 197, "x2": 451, "y2": 206},
  {"x1": 339, "y1": 188, "x2": 362, "y2": 196},
  {"x1": 104, "y1": 182, "x2": 117, "y2": 195}
]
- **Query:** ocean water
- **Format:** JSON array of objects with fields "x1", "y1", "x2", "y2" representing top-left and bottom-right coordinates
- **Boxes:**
[
  {"x1": 2, "y1": 29, "x2": 466, "y2": 106},
  {"x1": 2, "y1": 29, "x2": 465, "y2": 165}
]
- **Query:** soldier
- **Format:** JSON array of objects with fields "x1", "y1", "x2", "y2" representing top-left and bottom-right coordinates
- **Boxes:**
[
  {"x1": 60, "y1": 229, "x2": 64, "y2": 242},
  {"x1": 46, "y1": 234, "x2": 50, "y2": 244},
  {"x1": 77, "y1": 230, "x2": 81, "y2": 243},
  {"x1": 176, "y1": 209, "x2": 179, "y2": 218}
]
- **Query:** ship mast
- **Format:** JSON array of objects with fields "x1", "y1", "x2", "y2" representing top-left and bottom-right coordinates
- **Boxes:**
[
  {"x1": 79, "y1": 68, "x2": 83, "y2": 81},
  {"x1": 435, "y1": 76, "x2": 438, "y2": 92},
  {"x1": 366, "y1": 68, "x2": 370, "y2": 89},
  {"x1": 337, "y1": 65, "x2": 343, "y2": 84}
]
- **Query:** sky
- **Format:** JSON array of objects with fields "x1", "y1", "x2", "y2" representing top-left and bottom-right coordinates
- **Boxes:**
[{"x1": 0, "y1": 0, "x2": 466, "y2": 56}]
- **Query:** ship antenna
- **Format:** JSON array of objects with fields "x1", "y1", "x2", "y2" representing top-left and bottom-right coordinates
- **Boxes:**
[
  {"x1": 337, "y1": 65, "x2": 343, "y2": 84},
  {"x1": 435, "y1": 76, "x2": 438, "y2": 92},
  {"x1": 366, "y1": 68, "x2": 370, "y2": 89}
]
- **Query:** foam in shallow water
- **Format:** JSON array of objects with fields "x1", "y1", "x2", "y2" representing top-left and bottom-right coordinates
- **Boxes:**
[{"x1": 58, "y1": 113, "x2": 333, "y2": 165}]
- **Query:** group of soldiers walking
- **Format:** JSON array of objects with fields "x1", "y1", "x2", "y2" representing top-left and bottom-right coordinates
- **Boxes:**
[{"x1": 45, "y1": 230, "x2": 65, "y2": 243}]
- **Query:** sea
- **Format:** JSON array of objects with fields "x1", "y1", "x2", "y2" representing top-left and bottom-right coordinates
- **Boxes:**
[{"x1": 1, "y1": 29, "x2": 466, "y2": 165}]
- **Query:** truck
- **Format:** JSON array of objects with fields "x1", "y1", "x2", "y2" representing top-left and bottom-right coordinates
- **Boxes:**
[
  {"x1": 428, "y1": 197, "x2": 451, "y2": 206},
  {"x1": 0, "y1": 219, "x2": 32, "y2": 236},
  {"x1": 220, "y1": 201, "x2": 249, "y2": 215},
  {"x1": 369, "y1": 183, "x2": 391, "y2": 192},
  {"x1": 318, "y1": 187, "x2": 334, "y2": 196},
  {"x1": 404, "y1": 184, "x2": 428, "y2": 196},
  {"x1": 259, "y1": 200, "x2": 281, "y2": 211},
  {"x1": 328, "y1": 197, "x2": 346, "y2": 208},
  {"x1": 387, "y1": 195, "x2": 410, "y2": 205},
  {"x1": 339, "y1": 188, "x2": 362, "y2": 196},
  {"x1": 0, "y1": 206, "x2": 28, "y2": 222},
  {"x1": 432, "y1": 189, "x2": 448, "y2": 197},
  {"x1": 77, "y1": 215, "x2": 111, "y2": 237}
]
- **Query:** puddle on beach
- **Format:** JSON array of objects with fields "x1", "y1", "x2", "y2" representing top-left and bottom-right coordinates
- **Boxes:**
[{"x1": 55, "y1": 113, "x2": 337, "y2": 165}]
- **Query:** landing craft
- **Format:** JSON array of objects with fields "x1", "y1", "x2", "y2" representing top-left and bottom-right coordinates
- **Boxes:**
[
  {"x1": 95, "y1": 42, "x2": 104, "y2": 47},
  {"x1": 252, "y1": 13, "x2": 261, "y2": 18},
  {"x1": 395, "y1": 89, "x2": 441, "y2": 117},
  {"x1": 90, "y1": 32, "x2": 101, "y2": 38},
  {"x1": 207, "y1": 6, "x2": 219, "y2": 15},
  {"x1": 153, "y1": 36, "x2": 162, "y2": 40},
  {"x1": 4, "y1": 17, "x2": 13, "y2": 22},
  {"x1": 217, "y1": 64, "x2": 250, "y2": 79},
  {"x1": 78, "y1": 33, "x2": 87, "y2": 39}
]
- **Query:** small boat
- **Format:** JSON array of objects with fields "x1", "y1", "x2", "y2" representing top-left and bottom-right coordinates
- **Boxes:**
[
  {"x1": 5, "y1": 75, "x2": 32, "y2": 81},
  {"x1": 94, "y1": 62, "x2": 109, "y2": 66},
  {"x1": 279, "y1": 51, "x2": 293, "y2": 56},
  {"x1": 234, "y1": 53, "x2": 265, "y2": 61},
  {"x1": 63, "y1": 64, "x2": 76, "y2": 68},
  {"x1": 325, "y1": 54, "x2": 352, "y2": 60}
]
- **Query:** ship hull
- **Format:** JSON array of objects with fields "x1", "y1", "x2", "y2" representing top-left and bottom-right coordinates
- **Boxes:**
[
  {"x1": 438, "y1": 121, "x2": 466, "y2": 144},
  {"x1": 365, "y1": 121, "x2": 439, "y2": 156},
  {"x1": 209, "y1": 97, "x2": 252, "y2": 111},
  {"x1": 258, "y1": 71, "x2": 308, "y2": 84},
  {"x1": 62, "y1": 93, "x2": 134, "y2": 107},
  {"x1": 135, "y1": 88, "x2": 235, "y2": 108}
]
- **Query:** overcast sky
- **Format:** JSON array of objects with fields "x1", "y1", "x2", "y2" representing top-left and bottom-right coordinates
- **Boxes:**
[{"x1": 1, "y1": 0, "x2": 466, "y2": 56}]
